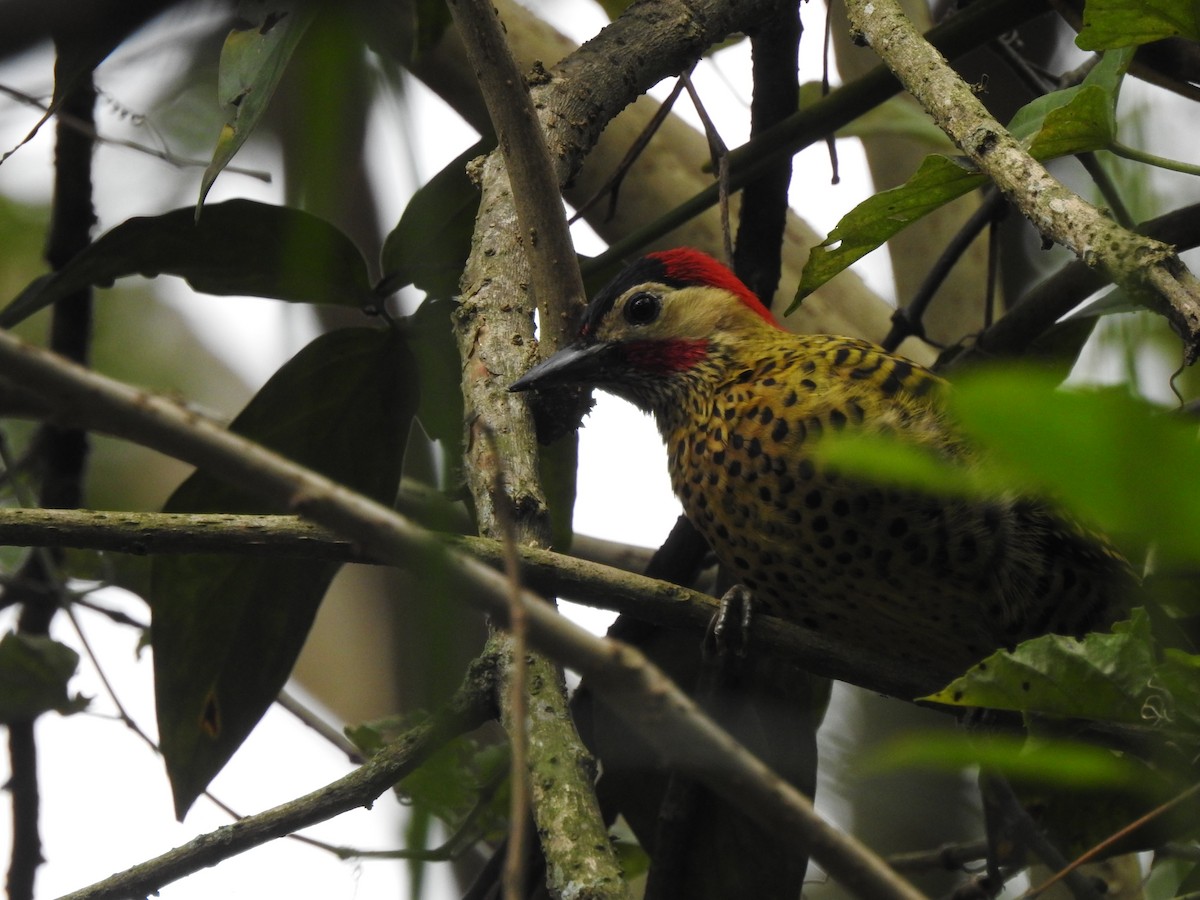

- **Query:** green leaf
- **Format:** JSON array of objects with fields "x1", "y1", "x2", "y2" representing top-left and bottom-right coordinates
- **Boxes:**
[
  {"x1": 380, "y1": 141, "x2": 486, "y2": 298},
  {"x1": 1077, "y1": 0, "x2": 1200, "y2": 49},
  {"x1": 198, "y1": 3, "x2": 317, "y2": 210},
  {"x1": 348, "y1": 713, "x2": 510, "y2": 843},
  {"x1": 925, "y1": 610, "x2": 1200, "y2": 733},
  {"x1": 0, "y1": 200, "x2": 374, "y2": 328},
  {"x1": 152, "y1": 327, "x2": 417, "y2": 818},
  {"x1": 1008, "y1": 48, "x2": 1133, "y2": 152},
  {"x1": 0, "y1": 632, "x2": 87, "y2": 722},
  {"x1": 793, "y1": 155, "x2": 986, "y2": 309},
  {"x1": 814, "y1": 430, "x2": 986, "y2": 497},
  {"x1": 947, "y1": 369, "x2": 1200, "y2": 564},
  {"x1": 867, "y1": 731, "x2": 1142, "y2": 788},
  {"x1": 793, "y1": 49, "x2": 1133, "y2": 308}
]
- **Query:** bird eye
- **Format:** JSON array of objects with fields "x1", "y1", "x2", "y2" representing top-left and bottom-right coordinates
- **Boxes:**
[{"x1": 623, "y1": 291, "x2": 661, "y2": 326}]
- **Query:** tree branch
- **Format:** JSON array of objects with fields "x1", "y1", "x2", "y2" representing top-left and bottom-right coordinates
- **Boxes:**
[
  {"x1": 844, "y1": 0, "x2": 1200, "y2": 361},
  {"x1": 0, "y1": 329, "x2": 923, "y2": 900},
  {"x1": 447, "y1": 1, "x2": 624, "y2": 894},
  {"x1": 56, "y1": 662, "x2": 498, "y2": 900},
  {"x1": 0, "y1": 506, "x2": 941, "y2": 701}
]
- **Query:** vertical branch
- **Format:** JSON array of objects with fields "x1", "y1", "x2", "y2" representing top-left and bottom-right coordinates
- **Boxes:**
[
  {"x1": 732, "y1": 0, "x2": 802, "y2": 304},
  {"x1": 445, "y1": 2, "x2": 627, "y2": 897},
  {"x1": 6, "y1": 43, "x2": 96, "y2": 900}
]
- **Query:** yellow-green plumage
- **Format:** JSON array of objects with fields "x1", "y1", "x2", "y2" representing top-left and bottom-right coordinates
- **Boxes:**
[{"x1": 512, "y1": 249, "x2": 1133, "y2": 674}]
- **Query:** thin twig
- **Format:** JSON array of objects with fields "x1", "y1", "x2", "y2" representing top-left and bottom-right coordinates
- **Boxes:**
[
  {"x1": 0, "y1": 84, "x2": 272, "y2": 181},
  {"x1": 567, "y1": 74, "x2": 690, "y2": 226},
  {"x1": 56, "y1": 673, "x2": 498, "y2": 900},
  {"x1": 682, "y1": 71, "x2": 733, "y2": 262},
  {"x1": 1025, "y1": 781, "x2": 1200, "y2": 900}
]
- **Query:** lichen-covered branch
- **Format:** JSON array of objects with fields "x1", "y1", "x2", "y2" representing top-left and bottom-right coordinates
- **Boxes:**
[
  {"x1": 0, "y1": 326, "x2": 924, "y2": 900},
  {"x1": 844, "y1": 0, "x2": 1200, "y2": 360},
  {"x1": 0, "y1": 506, "x2": 939, "y2": 700}
]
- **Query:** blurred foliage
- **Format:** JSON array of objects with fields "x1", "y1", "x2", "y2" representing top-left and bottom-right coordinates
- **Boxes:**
[{"x1": 0, "y1": 0, "x2": 1199, "y2": 895}]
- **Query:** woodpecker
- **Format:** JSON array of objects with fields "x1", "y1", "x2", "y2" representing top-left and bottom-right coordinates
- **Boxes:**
[{"x1": 511, "y1": 248, "x2": 1134, "y2": 677}]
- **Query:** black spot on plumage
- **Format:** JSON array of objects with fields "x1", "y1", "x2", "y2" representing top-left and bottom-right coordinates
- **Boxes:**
[
  {"x1": 805, "y1": 489, "x2": 823, "y2": 509},
  {"x1": 771, "y1": 418, "x2": 789, "y2": 442},
  {"x1": 800, "y1": 378, "x2": 817, "y2": 391},
  {"x1": 748, "y1": 438, "x2": 762, "y2": 458},
  {"x1": 760, "y1": 406, "x2": 774, "y2": 425},
  {"x1": 833, "y1": 347, "x2": 852, "y2": 365},
  {"x1": 712, "y1": 450, "x2": 726, "y2": 465},
  {"x1": 829, "y1": 408, "x2": 847, "y2": 429},
  {"x1": 727, "y1": 460, "x2": 742, "y2": 477},
  {"x1": 783, "y1": 390, "x2": 798, "y2": 407}
]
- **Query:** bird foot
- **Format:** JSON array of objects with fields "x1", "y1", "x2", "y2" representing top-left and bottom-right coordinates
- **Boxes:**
[{"x1": 703, "y1": 585, "x2": 756, "y2": 660}]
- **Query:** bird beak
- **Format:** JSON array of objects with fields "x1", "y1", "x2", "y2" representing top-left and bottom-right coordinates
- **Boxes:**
[{"x1": 509, "y1": 341, "x2": 616, "y2": 392}]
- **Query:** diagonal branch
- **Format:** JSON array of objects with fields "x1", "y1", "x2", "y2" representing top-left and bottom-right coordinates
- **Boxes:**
[
  {"x1": 56, "y1": 665, "x2": 498, "y2": 900},
  {"x1": 844, "y1": 0, "x2": 1200, "y2": 361},
  {"x1": 0, "y1": 327, "x2": 924, "y2": 900}
]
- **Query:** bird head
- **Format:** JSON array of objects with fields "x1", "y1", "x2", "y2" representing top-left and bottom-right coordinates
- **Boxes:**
[{"x1": 510, "y1": 248, "x2": 778, "y2": 413}]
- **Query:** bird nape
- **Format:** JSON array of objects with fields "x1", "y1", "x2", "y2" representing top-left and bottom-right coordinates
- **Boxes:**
[{"x1": 511, "y1": 247, "x2": 1135, "y2": 682}]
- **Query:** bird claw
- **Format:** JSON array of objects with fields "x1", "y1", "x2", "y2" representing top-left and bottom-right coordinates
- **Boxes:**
[{"x1": 704, "y1": 585, "x2": 756, "y2": 660}]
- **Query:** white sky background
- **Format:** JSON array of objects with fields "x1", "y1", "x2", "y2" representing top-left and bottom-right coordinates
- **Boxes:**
[{"x1": 0, "y1": 2, "x2": 1197, "y2": 898}]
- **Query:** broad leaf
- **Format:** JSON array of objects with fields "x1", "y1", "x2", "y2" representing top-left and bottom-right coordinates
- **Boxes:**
[
  {"x1": 794, "y1": 156, "x2": 986, "y2": 307},
  {"x1": 0, "y1": 200, "x2": 374, "y2": 327},
  {"x1": 927, "y1": 610, "x2": 1200, "y2": 738},
  {"x1": 0, "y1": 632, "x2": 87, "y2": 722},
  {"x1": 198, "y1": 2, "x2": 317, "y2": 209},
  {"x1": 793, "y1": 49, "x2": 1134, "y2": 308},
  {"x1": 947, "y1": 369, "x2": 1200, "y2": 565},
  {"x1": 1077, "y1": 0, "x2": 1200, "y2": 49},
  {"x1": 152, "y1": 327, "x2": 416, "y2": 817},
  {"x1": 380, "y1": 141, "x2": 486, "y2": 299}
]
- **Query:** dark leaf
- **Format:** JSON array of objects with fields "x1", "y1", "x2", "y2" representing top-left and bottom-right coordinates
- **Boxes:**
[
  {"x1": 0, "y1": 200, "x2": 374, "y2": 327},
  {"x1": 406, "y1": 297, "x2": 464, "y2": 453},
  {"x1": 152, "y1": 327, "x2": 417, "y2": 817},
  {"x1": 379, "y1": 141, "x2": 486, "y2": 298},
  {"x1": 413, "y1": 0, "x2": 454, "y2": 59},
  {"x1": 0, "y1": 632, "x2": 87, "y2": 722}
]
